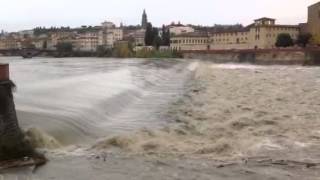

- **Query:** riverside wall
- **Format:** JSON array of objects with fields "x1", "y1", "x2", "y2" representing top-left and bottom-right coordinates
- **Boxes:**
[{"x1": 183, "y1": 49, "x2": 320, "y2": 65}]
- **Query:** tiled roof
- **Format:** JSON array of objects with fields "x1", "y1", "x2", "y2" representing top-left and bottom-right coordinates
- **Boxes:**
[
  {"x1": 172, "y1": 31, "x2": 209, "y2": 38},
  {"x1": 254, "y1": 17, "x2": 276, "y2": 21}
]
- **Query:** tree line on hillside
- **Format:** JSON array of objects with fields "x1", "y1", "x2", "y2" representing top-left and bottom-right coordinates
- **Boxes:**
[
  {"x1": 33, "y1": 27, "x2": 72, "y2": 36},
  {"x1": 34, "y1": 26, "x2": 103, "y2": 36}
]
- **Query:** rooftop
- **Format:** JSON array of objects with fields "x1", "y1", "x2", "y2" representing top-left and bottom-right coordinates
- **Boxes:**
[
  {"x1": 172, "y1": 31, "x2": 209, "y2": 38},
  {"x1": 254, "y1": 17, "x2": 276, "y2": 21},
  {"x1": 309, "y1": 1, "x2": 320, "y2": 7}
]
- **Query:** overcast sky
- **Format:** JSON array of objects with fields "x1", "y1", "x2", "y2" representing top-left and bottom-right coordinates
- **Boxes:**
[{"x1": 0, "y1": 0, "x2": 318, "y2": 31}]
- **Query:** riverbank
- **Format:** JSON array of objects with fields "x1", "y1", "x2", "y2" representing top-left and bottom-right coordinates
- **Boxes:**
[
  {"x1": 183, "y1": 49, "x2": 320, "y2": 65},
  {"x1": 0, "y1": 49, "x2": 183, "y2": 59},
  {"x1": 3, "y1": 48, "x2": 320, "y2": 66}
]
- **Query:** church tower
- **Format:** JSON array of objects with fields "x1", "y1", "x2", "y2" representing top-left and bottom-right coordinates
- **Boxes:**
[{"x1": 141, "y1": 9, "x2": 148, "y2": 29}]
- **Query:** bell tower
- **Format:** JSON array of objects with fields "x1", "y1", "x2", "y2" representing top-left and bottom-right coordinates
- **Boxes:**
[{"x1": 141, "y1": 9, "x2": 148, "y2": 29}]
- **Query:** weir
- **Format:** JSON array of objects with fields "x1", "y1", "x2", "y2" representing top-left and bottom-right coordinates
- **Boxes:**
[{"x1": 0, "y1": 64, "x2": 45, "y2": 169}]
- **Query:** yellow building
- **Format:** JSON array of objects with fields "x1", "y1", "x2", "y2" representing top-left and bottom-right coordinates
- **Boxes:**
[
  {"x1": 307, "y1": 2, "x2": 320, "y2": 44},
  {"x1": 50, "y1": 32, "x2": 76, "y2": 49},
  {"x1": 210, "y1": 30, "x2": 250, "y2": 50},
  {"x1": 98, "y1": 21, "x2": 124, "y2": 49},
  {"x1": 0, "y1": 36, "x2": 21, "y2": 50},
  {"x1": 210, "y1": 18, "x2": 299, "y2": 50},
  {"x1": 170, "y1": 32, "x2": 210, "y2": 51},
  {"x1": 171, "y1": 18, "x2": 299, "y2": 51},
  {"x1": 75, "y1": 31, "x2": 99, "y2": 52},
  {"x1": 169, "y1": 25, "x2": 195, "y2": 35}
]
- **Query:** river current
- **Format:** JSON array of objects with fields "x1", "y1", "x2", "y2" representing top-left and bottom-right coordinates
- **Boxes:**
[{"x1": 0, "y1": 57, "x2": 193, "y2": 147}]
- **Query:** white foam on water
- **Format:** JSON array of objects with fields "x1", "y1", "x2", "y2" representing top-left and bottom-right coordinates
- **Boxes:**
[
  {"x1": 15, "y1": 69, "x2": 138, "y2": 114},
  {"x1": 187, "y1": 62, "x2": 199, "y2": 71},
  {"x1": 251, "y1": 139, "x2": 284, "y2": 151},
  {"x1": 211, "y1": 64, "x2": 264, "y2": 70}
]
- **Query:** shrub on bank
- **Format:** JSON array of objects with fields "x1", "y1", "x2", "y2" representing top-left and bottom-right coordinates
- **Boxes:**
[
  {"x1": 52, "y1": 44, "x2": 182, "y2": 59},
  {"x1": 135, "y1": 49, "x2": 182, "y2": 58}
]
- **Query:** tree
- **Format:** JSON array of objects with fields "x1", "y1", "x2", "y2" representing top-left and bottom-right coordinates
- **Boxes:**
[
  {"x1": 96, "y1": 45, "x2": 106, "y2": 57},
  {"x1": 153, "y1": 36, "x2": 162, "y2": 50},
  {"x1": 275, "y1": 33, "x2": 294, "y2": 47},
  {"x1": 112, "y1": 42, "x2": 133, "y2": 58},
  {"x1": 297, "y1": 33, "x2": 312, "y2": 47},
  {"x1": 145, "y1": 23, "x2": 154, "y2": 46},
  {"x1": 126, "y1": 36, "x2": 135, "y2": 52},
  {"x1": 161, "y1": 25, "x2": 170, "y2": 46},
  {"x1": 42, "y1": 41, "x2": 47, "y2": 49},
  {"x1": 56, "y1": 42, "x2": 73, "y2": 53},
  {"x1": 145, "y1": 23, "x2": 162, "y2": 48}
]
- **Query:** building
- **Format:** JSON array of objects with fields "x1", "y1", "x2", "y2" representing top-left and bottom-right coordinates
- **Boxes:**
[
  {"x1": 210, "y1": 29, "x2": 251, "y2": 50},
  {"x1": 299, "y1": 23, "x2": 309, "y2": 34},
  {"x1": 101, "y1": 21, "x2": 116, "y2": 29},
  {"x1": 307, "y1": 2, "x2": 320, "y2": 44},
  {"x1": 124, "y1": 27, "x2": 146, "y2": 46},
  {"x1": 130, "y1": 29, "x2": 146, "y2": 46},
  {"x1": 75, "y1": 31, "x2": 99, "y2": 52},
  {"x1": 18, "y1": 30, "x2": 34, "y2": 39},
  {"x1": 169, "y1": 25, "x2": 195, "y2": 35},
  {"x1": 171, "y1": 17, "x2": 299, "y2": 51},
  {"x1": 141, "y1": 9, "x2": 148, "y2": 29},
  {"x1": 210, "y1": 17, "x2": 299, "y2": 50},
  {"x1": 50, "y1": 31, "x2": 77, "y2": 50},
  {"x1": 0, "y1": 35, "x2": 21, "y2": 50},
  {"x1": 33, "y1": 37, "x2": 48, "y2": 50},
  {"x1": 170, "y1": 32, "x2": 210, "y2": 51},
  {"x1": 98, "y1": 21, "x2": 123, "y2": 49},
  {"x1": 31, "y1": 34, "x2": 50, "y2": 50}
]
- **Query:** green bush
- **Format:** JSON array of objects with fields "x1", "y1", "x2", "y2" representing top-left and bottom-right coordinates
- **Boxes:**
[
  {"x1": 297, "y1": 33, "x2": 312, "y2": 47},
  {"x1": 112, "y1": 43, "x2": 134, "y2": 58},
  {"x1": 56, "y1": 42, "x2": 73, "y2": 53},
  {"x1": 134, "y1": 49, "x2": 182, "y2": 58},
  {"x1": 275, "y1": 33, "x2": 294, "y2": 47}
]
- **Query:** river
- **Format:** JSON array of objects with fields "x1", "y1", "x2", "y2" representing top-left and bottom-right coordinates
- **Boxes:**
[
  {"x1": 2, "y1": 57, "x2": 320, "y2": 179},
  {"x1": 0, "y1": 57, "x2": 193, "y2": 147}
]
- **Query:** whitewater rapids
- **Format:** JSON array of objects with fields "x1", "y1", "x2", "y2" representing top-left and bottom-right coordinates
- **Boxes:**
[{"x1": 0, "y1": 57, "x2": 196, "y2": 149}]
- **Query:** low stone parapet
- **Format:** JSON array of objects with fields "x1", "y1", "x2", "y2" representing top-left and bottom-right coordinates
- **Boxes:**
[{"x1": 182, "y1": 48, "x2": 320, "y2": 65}]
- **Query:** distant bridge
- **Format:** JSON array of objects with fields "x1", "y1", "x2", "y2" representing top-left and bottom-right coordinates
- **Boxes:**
[{"x1": 0, "y1": 49, "x2": 55, "y2": 58}]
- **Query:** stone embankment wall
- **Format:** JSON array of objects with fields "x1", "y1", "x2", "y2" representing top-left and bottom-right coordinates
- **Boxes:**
[{"x1": 183, "y1": 49, "x2": 320, "y2": 65}]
